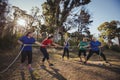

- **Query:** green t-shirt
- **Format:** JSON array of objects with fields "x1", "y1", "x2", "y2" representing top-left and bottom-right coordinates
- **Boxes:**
[{"x1": 79, "y1": 41, "x2": 88, "y2": 50}]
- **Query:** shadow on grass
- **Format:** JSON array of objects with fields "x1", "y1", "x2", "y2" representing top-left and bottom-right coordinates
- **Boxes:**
[
  {"x1": 29, "y1": 69, "x2": 37, "y2": 80},
  {"x1": 43, "y1": 67, "x2": 67, "y2": 80},
  {"x1": 80, "y1": 62, "x2": 120, "y2": 74},
  {"x1": 20, "y1": 70, "x2": 37, "y2": 80},
  {"x1": 20, "y1": 71, "x2": 25, "y2": 80}
]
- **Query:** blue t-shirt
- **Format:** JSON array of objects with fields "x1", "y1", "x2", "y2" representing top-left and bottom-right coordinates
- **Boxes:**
[
  {"x1": 90, "y1": 40, "x2": 101, "y2": 51},
  {"x1": 19, "y1": 36, "x2": 35, "y2": 51}
]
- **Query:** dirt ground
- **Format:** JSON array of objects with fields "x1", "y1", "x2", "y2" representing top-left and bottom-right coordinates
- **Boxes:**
[{"x1": 0, "y1": 48, "x2": 120, "y2": 80}]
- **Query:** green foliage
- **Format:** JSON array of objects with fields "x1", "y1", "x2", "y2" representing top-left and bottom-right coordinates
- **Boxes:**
[
  {"x1": 110, "y1": 45, "x2": 120, "y2": 52},
  {"x1": 69, "y1": 39, "x2": 79, "y2": 47},
  {"x1": 0, "y1": 34, "x2": 17, "y2": 50},
  {"x1": 0, "y1": 0, "x2": 18, "y2": 50},
  {"x1": 42, "y1": 0, "x2": 91, "y2": 34},
  {"x1": 98, "y1": 20, "x2": 120, "y2": 46},
  {"x1": 98, "y1": 20, "x2": 119, "y2": 39},
  {"x1": 41, "y1": 0, "x2": 91, "y2": 46},
  {"x1": 0, "y1": 0, "x2": 8, "y2": 37}
]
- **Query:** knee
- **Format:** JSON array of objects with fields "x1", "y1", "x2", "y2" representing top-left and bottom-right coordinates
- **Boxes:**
[{"x1": 47, "y1": 56, "x2": 49, "y2": 60}]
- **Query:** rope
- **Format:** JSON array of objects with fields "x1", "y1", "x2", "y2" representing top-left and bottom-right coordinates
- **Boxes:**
[
  {"x1": 0, "y1": 44, "x2": 79, "y2": 74},
  {"x1": 0, "y1": 43, "x2": 104, "y2": 74},
  {"x1": 23, "y1": 44, "x2": 79, "y2": 48},
  {"x1": 0, "y1": 45, "x2": 25, "y2": 74}
]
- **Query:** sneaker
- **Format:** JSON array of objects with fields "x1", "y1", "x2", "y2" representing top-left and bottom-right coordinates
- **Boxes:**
[
  {"x1": 40, "y1": 65, "x2": 46, "y2": 69},
  {"x1": 98, "y1": 63, "x2": 104, "y2": 66},
  {"x1": 49, "y1": 63, "x2": 54, "y2": 66},
  {"x1": 105, "y1": 61, "x2": 109, "y2": 63},
  {"x1": 83, "y1": 61, "x2": 87, "y2": 64},
  {"x1": 105, "y1": 61, "x2": 111, "y2": 66},
  {"x1": 28, "y1": 67, "x2": 34, "y2": 71},
  {"x1": 79, "y1": 60, "x2": 83, "y2": 62}
]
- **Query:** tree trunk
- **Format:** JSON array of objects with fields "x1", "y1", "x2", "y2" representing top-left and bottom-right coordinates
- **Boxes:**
[
  {"x1": 118, "y1": 37, "x2": 120, "y2": 46},
  {"x1": 60, "y1": 34, "x2": 64, "y2": 46},
  {"x1": 108, "y1": 39, "x2": 113, "y2": 48}
]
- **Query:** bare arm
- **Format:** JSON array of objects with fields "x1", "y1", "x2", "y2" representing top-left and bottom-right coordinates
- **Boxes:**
[
  {"x1": 84, "y1": 44, "x2": 90, "y2": 48},
  {"x1": 52, "y1": 42, "x2": 62, "y2": 48},
  {"x1": 35, "y1": 41, "x2": 41, "y2": 46},
  {"x1": 18, "y1": 40, "x2": 23, "y2": 45},
  {"x1": 64, "y1": 42, "x2": 66, "y2": 46},
  {"x1": 85, "y1": 44, "x2": 91, "y2": 49},
  {"x1": 99, "y1": 44, "x2": 103, "y2": 48}
]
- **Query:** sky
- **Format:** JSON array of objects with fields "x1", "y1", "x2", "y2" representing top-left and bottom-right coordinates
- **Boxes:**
[
  {"x1": 9, "y1": 0, "x2": 120, "y2": 36},
  {"x1": 86, "y1": 0, "x2": 120, "y2": 36},
  {"x1": 9, "y1": 0, "x2": 45, "y2": 14}
]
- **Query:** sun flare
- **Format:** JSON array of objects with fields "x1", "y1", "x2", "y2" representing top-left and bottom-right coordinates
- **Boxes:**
[{"x1": 17, "y1": 18, "x2": 26, "y2": 26}]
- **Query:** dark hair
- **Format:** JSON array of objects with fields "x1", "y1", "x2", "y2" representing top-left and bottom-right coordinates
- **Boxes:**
[
  {"x1": 26, "y1": 32, "x2": 32, "y2": 36},
  {"x1": 48, "y1": 35, "x2": 54, "y2": 39}
]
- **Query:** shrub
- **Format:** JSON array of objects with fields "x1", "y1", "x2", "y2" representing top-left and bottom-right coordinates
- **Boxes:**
[
  {"x1": 0, "y1": 34, "x2": 17, "y2": 50},
  {"x1": 110, "y1": 45, "x2": 120, "y2": 52}
]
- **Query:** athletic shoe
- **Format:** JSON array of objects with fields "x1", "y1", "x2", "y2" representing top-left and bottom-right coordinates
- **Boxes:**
[
  {"x1": 79, "y1": 60, "x2": 83, "y2": 62},
  {"x1": 28, "y1": 67, "x2": 34, "y2": 71},
  {"x1": 49, "y1": 63, "x2": 54, "y2": 66},
  {"x1": 105, "y1": 61, "x2": 111, "y2": 66},
  {"x1": 98, "y1": 63, "x2": 104, "y2": 66},
  {"x1": 83, "y1": 61, "x2": 87, "y2": 64},
  {"x1": 40, "y1": 65, "x2": 46, "y2": 69}
]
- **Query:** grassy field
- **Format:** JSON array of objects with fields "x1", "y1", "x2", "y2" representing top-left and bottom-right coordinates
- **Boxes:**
[{"x1": 0, "y1": 48, "x2": 120, "y2": 80}]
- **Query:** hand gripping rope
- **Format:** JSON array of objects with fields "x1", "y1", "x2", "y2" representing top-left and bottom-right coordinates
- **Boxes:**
[
  {"x1": 0, "y1": 44, "x2": 79, "y2": 74},
  {"x1": 0, "y1": 44, "x2": 51, "y2": 73}
]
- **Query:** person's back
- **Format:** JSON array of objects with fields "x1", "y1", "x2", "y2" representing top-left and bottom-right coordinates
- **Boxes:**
[
  {"x1": 64, "y1": 41, "x2": 69, "y2": 49},
  {"x1": 90, "y1": 40, "x2": 101, "y2": 51},
  {"x1": 84, "y1": 37, "x2": 109, "y2": 64},
  {"x1": 62, "y1": 40, "x2": 70, "y2": 60},
  {"x1": 41, "y1": 38, "x2": 53, "y2": 48}
]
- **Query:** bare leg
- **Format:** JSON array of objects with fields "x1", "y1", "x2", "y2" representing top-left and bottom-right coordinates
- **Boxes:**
[
  {"x1": 79, "y1": 56, "x2": 83, "y2": 62},
  {"x1": 28, "y1": 64, "x2": 33, "y2": 71},
  {"x1": 47, "y1": 60, "x2": 53, "y2": 66},
  {"x1": 84, "y1": 56, "x2": 87, "y2": 62},
  {"x1": 28, "y1": 64, "x2": 32, "y2": 68}
]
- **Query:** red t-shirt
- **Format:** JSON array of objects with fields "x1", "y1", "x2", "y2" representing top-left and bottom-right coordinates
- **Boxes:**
[{"x1": 41, "y1": 38, "x2": 53, "y2": 48}]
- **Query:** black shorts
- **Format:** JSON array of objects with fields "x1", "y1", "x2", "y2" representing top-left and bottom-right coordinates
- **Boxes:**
[
  {"x1": 78, "y1": 50, "x2": 86, "y2": 57},
  {"x1": 21, "y1": 51, "x2": 32, "y2": 64}
]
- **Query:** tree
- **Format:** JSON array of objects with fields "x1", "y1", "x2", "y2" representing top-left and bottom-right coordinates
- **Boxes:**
[
  {"x1": 65, "y1": 7, "x2": 92, "y2": 37},
  {"x1": 42, "y1": 0, "x2": 91, "y2": 45},
  {"x1": 116, "y1": 21, "x2": 120, "y2": 46},
  {"x1": 41, "y1": 0, "x2": 91, "y2": 33},
  {"x1": 12, "y1": 6, "x2": 39, "y2": 34},
  {"x1": 0, "y1": 0, "x2": 9, "y2": 37},
  {"x1": 0, "y1": 0, "x2": 18, "y2": 50},
  {"x1": 98, "y1": 20, "x2": 120, "y2": 46}
]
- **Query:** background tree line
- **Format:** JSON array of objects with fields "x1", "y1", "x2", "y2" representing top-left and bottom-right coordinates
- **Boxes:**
[{"x1": 0, "y1": 0, "x2": 119, "y2": 52}]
